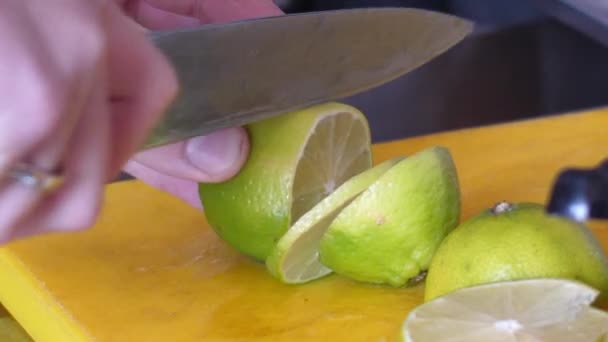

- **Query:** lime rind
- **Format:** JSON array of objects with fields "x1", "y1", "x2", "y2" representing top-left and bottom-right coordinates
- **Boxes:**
[
  {"x1": 318, "y1": 146, "x2": 461, "y2": 287},
  {"x1": 266, "y1": 157, "x2": 404, "y2": 284},
  {"x1": 199, "y1": 102, "x2": 371, "y2": 261},
  {"x1": 423, "y1": 201, "x2": 608, "y2": 302}
]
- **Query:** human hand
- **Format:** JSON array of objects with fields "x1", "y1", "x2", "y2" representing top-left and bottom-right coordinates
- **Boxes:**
[
  {"x1": 0, "y1": 0, "x2": 178, "y2": 242},
  {"x1": 120, "y1": 0, "x2": 284, "y2": 209},
  {"x1": 0, "y1": 0, "x2": 282, "y2": 243}
]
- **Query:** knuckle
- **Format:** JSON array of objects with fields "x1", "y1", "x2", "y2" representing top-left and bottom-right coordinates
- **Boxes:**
[
  {"x1": 155, "y1": 61, "x2": 180, "y2": 106},
  {"x1": 25, "y1": 80, "x2": 65, "y2": 139},
  {"x1": 53, "y1": 191, "x2": 103, "y2": 231},
  {"x1": 78, "y1": 23, "x2": 106, "y2": 62},
  {"x1": 55, "y1": 4, "x2": 107, "y2": 69},
  {"x1": 59, "y1": 204, "x2": 100, "y2": 231}
]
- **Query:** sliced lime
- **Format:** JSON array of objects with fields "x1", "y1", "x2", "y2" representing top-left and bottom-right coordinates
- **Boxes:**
[
  {"x1": 403, "y1": 279, "x2": 608, "y2": 342},
  {"x1": 266, "y1": 157, "x2": 404, "y2": 283},
  {"x1": 199, "y1": 102, "x2": 372, "y2": 261}
]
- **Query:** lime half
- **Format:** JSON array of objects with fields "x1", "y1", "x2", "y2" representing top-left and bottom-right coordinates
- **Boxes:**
[
  {"x1": 266, "y1": 157, "x2": 404, "y2": 283},
  {"x1": 403, "y1": 278, "x2": 608, "y2": 342},
  {"x1": 319, "y1": 146, "x2": 461, "y2": 287},
  {"x1": 423, "y1": 201, "x2": 608, "y2": 302},
  {"x1": 199, "y1": 102, "x2": 372, "y2": 261}
]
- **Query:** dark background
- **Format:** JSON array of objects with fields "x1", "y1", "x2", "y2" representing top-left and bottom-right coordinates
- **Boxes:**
[{"x1": 274, "y1": 0, "x2": 608, "y2": 142}]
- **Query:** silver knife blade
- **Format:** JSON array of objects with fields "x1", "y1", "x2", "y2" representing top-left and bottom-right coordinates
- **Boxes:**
[{"x1": 143, "y1": 8, "x2": 473, "y2": 149}]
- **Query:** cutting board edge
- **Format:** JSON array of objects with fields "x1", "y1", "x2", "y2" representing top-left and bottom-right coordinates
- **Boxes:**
[{"x1": 0, "y1": 250, "x2": 90, "y2": 342}]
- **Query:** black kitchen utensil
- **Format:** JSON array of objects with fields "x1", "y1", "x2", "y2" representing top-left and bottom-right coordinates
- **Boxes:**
[{"x1": 546, "y1": 159, "x2": 608, "y2": 221}]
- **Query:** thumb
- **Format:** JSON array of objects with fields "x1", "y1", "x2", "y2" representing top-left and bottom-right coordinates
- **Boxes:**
[{"x1": 126, "y1": 126, "x2": 249, "y2": 183}]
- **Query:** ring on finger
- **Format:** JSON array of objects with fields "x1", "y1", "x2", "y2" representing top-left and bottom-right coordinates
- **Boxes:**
[{"x1": 8, "y1": 162, "x2": 64, "y2": 193}]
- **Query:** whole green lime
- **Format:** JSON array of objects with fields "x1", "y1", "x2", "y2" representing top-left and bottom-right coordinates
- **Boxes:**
[{"x1": 424, "y1": 201, "x2": 608, "y2": 302}]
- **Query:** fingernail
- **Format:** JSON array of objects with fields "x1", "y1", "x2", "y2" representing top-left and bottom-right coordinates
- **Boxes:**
[{"x1": 185, "y1": 128, "x2": 245, "y2": 178}]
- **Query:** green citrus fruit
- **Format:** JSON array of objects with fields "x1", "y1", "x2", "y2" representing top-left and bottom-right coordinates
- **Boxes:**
[
  {"x1": 199, "y1": 102, "x2": 372, "y2": 261},
  {"x1": 266, "y1": 157, "x2": 404, "y2": 284},
  {"x1": 424, "y1": 201, "x2": 608, "y2": 302},
  {"x1": 403, "y1": 278, "x2": 608, "y2": 342},
  {"x1": 318, "y1": 146, "x2": 461, "y2": 287}
]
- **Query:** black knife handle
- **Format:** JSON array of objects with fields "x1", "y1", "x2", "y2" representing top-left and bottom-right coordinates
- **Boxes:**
[{"x1": 546, "y1": 159, "x2": 608, "y2": 221}]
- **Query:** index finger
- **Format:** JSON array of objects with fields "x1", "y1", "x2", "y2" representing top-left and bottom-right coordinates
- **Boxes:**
[
  {"x1": 137, "y1": 0, "x2": 282, "y2": 23},
  {"x1": 105, "y1": 4, "x2": 178, "y2": 177}
]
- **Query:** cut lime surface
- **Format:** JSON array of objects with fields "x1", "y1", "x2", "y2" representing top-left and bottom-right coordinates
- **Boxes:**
[
  {"x1": 199, "y1": 103, "x2": 372, "y2": 261},
  {"x1": 266, "y1": 157, "x2": 404, "y2": 284},
  {"x1": 403, "y1": 279, "x2": 608, "y2": 342}
]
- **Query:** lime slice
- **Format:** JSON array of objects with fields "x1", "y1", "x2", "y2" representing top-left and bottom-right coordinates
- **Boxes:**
[
  {"x1": 318, "y1": 146, "x2": 461, "y2": 287},
  {"x1": 199, "y1": 102, "x2": 372, "y2": 261},
  {"x1": 266, "y1": 157, "x2": 404, "y2": 283},
  {"x1": 402, "y1": 279, "x2": 608, "y2": 342}
]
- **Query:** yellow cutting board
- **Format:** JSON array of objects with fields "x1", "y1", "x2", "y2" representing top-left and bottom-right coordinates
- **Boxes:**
[{"x1": 1, "y1": 108, "x2": 607, "y2": 341}]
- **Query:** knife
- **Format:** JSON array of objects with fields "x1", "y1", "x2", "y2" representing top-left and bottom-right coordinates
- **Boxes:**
[{"x1": 142, "y1": 7, "x2": 473, "y2": 149}]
